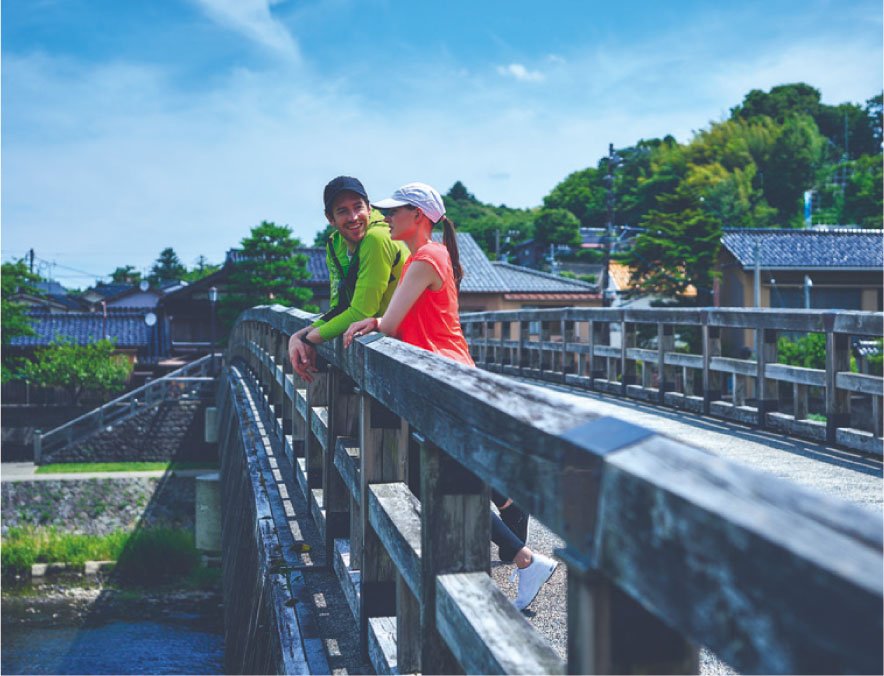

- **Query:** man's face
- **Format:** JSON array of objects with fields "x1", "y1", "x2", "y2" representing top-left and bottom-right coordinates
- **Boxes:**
[{"x1": 328, "y1": 191, "x2": 370, "y2": 249}]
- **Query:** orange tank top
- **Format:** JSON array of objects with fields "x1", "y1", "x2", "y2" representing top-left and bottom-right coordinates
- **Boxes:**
[{"x1": 394, "y1": 242, "x2": 474, "y2": 367}]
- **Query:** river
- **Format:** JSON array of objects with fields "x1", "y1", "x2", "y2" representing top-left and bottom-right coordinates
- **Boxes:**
[{"x1": 2, "y1": 578, "x2": 225, "y2": 675}]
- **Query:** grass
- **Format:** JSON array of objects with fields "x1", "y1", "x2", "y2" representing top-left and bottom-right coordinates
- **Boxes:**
[
  {"x1": 1, "y1": 526, "x2": 207, "y2": 587},
  {"x1": 35, "y1": 461, "x2": 218, "y2": 475},
  {"x1": 2, "y1": 526, "x2": 129, "y2": 575}
]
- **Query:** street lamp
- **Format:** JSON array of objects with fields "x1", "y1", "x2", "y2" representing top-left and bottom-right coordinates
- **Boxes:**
[{"x1": 208, "y1": 287, "x2": 218, "y2": 375}]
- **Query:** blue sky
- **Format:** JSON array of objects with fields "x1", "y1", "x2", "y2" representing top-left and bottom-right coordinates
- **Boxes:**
[{"x1": 3, "y1": 0, "x2": 882, "y2": 288}]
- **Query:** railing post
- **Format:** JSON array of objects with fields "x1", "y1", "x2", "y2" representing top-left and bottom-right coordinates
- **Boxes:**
[
  {"x1": 793, "y1": 383, "x2": 808, "y2": 420},
  {"x1": 419, "y1": 439, "x2": 490, "y2": 674},
  {"x1": 620, "y1": 320, "x2": 636, "y2": 396},
  {"x1": 824, "y1": 314, "x2": 851, "y2": 443},
  {"x1": 563, "y1": 553, "x2": 698, "y2": 675},
  {"x1": 756, "y1": 327, "x2": 779, "y2": 423},
  {"x1": 702, "y1": 315, "x2": 721, "y2": 415},
  {"x1": 33, "y1": 429, "x2": 42, "y2": 465},
  {"x1": 325, "y1": 367, "x2": 355, "y2": 564},
  {"x1": 657, "y1": 323, "x2": 674, "y2": 404},
  {"x1": 358, "y1": 395, "x2": 405, "y2": 656},
  {"x1": 518, "y1": 319, "x2": 528, "y2": 374},
  {"x1": 305, "y1": 362, "x2": 328, "y2": 491}
]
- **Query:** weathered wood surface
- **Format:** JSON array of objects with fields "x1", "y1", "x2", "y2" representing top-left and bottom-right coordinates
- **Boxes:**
[
  {"x1": 436, "y1": 572, "x2": 565, "y2": 675},
  {"x1": 227, "y1": 306, "x2": 884, "y2": 676},
  {"x1": 368, "y1": 482, "x2": 423, "y2": 600},
  {"x1": 599, "y1": 434, "x2": 883, "y2": 675}
]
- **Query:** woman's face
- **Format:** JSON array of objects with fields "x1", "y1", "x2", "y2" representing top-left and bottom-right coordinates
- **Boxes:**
[{"x1": 385, "y1": 205, "x2": 419, "y2": 241}]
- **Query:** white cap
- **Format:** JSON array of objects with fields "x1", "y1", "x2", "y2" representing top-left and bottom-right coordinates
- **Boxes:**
[{"x1": 373, "y1": 182, "x2": 446, "y2": 223}]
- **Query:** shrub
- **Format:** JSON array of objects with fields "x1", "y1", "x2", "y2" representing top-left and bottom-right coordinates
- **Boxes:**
[
  {"x1": 115, "y1": 528, "x2": 200, "y2": 585},
  {"x1": 778, "y1": 333, "x2": 826, "y2": 369}
]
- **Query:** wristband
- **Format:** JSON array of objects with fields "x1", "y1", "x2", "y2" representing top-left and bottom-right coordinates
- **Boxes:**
[{"x1": 302, "y1": 332, "x2": 320, "y2": 346}]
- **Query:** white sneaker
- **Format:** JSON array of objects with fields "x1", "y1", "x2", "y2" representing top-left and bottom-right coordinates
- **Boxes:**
[{"x1": 513, "y1": 553, "x2": 558, "y2": 611}]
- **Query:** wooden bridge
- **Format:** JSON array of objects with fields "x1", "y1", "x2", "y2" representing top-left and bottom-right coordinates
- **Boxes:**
[{"x1": 216, "y1": 305, "x2": 882, "y2": 675}]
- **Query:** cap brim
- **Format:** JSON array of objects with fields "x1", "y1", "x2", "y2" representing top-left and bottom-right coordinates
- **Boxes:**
[{"x1": 372, "y1": 197, "x2": 410, "y2": 209}]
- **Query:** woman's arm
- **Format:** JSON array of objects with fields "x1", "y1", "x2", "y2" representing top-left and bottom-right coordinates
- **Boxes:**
[
  {"x1": 342, "y1": 261, "x2": 441, "y2": 348},
  {"x1": 376, "y1": 260, "x2": 440, "y2": 336}
]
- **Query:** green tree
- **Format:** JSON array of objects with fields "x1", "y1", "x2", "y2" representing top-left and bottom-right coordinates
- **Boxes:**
[
  {"x1": 110, "y1": 265, "x2": 142, "y2": 285},
  {"x1": 148, "y1": 248, "x2": 187, "y2": 286},
  {"x1": 763, "y1": 114, "x2": 824, "y2": 220},
  {"x1": 1, "y1": 261, "x2": 41, "y2": 381},
  {"x1": 20, "y1": 339, "x2": 133, "y2": 405},
  {"x1": 777, "y1": 333, "x2": 826, "y2": 370},
  {"x1": 442, "y1": 184, "x2": 535, "y2": 257},
  {"x1": 625, "y1": 181, "x2": 722, "y2": 303},
  {"x1": 534, "y1": 208, "x2": 581, "y2": 247},
  {"x1": 220, "y1": 221, "x2": 315, "y2": 329},
  {"x1": 182, "y1": 256, "x2": 221, "y2": 283},
  {"x1": 843, "y1": 154, "x2": 884, "y2": 228}
]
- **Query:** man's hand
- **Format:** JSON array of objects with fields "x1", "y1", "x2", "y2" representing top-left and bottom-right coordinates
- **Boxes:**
[{"x1": 289, "y1": 331, "x2": 317, "y2": 383}]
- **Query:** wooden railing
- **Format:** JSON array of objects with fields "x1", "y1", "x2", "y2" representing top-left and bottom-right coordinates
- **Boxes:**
[
  {"x1": 34, "y1": 353, "x2": 217, "y2": 464},
  {"x1": 225, "y1": 305, "x2": 882, "y2": 675},
  {"x1": 460, "y1": 308, "x2": 884, "y2": 456}
]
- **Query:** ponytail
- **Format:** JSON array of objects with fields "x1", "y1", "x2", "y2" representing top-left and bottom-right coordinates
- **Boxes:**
[{"x1": 440, "y1": 216, "x2": 463, "y2": 291}]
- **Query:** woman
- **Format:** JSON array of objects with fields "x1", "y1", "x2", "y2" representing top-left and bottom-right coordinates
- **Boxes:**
[{"x1": 343, "y1": 182, "x2": 557, "y2": 611}]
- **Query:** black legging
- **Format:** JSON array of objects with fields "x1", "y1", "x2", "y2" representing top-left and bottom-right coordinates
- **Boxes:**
[{"x1": 491, "y1": 491, "x2": 526, "y2": 563}]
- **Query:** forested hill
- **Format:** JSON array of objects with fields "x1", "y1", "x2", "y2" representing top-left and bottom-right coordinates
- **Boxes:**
[{"x1": 443, "y1": 82, "x2": 882, "y2": 301}]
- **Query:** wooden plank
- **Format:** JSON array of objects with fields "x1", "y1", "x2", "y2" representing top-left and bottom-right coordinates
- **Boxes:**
[
  {"x1": 663, "y1": 351, "x2": 703, "y2": 369},
  {"x1": 310, "y1": 406, "x2": 329, "y2": 451},
  {"x1": 705, "y1": 309, "x2": 827, "y2": 332},
  {"x1": 765, "y1": 363, "x2": 826, "y2": 387},
  {"x1": 625, "y1": 347, "x2": 657, "y2": 362},
  {"x1": 836, "y1": 371, "x2": 884, "y2": 396},
  {"x1": 333, "y1": 538, "x2": 361, "y2": 622},
  {"x1": 367, "y1": 616, "x2": 400, "y2": 676},
  {"x1": 368, "y1": 482, "x2": 422, "y2": 599},
  {"x1": 598, "y1": 435, "x2": 883, "y2": 675},
  {"x1": 710, "y1": 356, "x2": 757, "y2": 376},
  {"x1": 436, "y1": 572, "x2": 565, "y2": 675},
  {"x1": 420, "y1": 441, "x2": 489, "y2": 674},
  {"x1": 832, "y1": 311, "x2": 883, "y2": 337},
  {"x1": 333, "y1": 436, "x2": 361, "y2": 502}
]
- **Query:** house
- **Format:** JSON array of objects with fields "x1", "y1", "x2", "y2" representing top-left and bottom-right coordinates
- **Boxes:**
[
  {"x1": 14, "y1": 280, "x2": 89, "y2": 313},
  {"x1": 80, "y1": 281, "x2": 165, "y2": 311},
  {"x1": 433, "y1": 232, "x2": 601, "y2": 312},
  {"x1": 716, "y1": 227, "x2": 883, "y2": 356},
  {"x1": 717, "y1": 228, "x2": 883, "y2": 312},
  {"x1": 8, "y1": 308, "x2": 160, "y2": 370},
  {"x1": 157, "y1": 247, "x2": 330, "y2": 357}
]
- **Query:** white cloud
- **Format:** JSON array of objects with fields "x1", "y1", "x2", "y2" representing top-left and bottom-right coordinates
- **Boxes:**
[
  {"x1": 190, "y1": 0, "x2": 299, "y2": 61},
  {"x1": 496, "y1": 63, "x2": 544, "y2": 82}
]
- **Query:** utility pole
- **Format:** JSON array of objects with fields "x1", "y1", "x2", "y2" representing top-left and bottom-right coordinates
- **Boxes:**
[
  {"x1": 495, "y1": 229, "x2": 501, "y2": 261},
  {"x1": 600, "y1": 143, "x2": 620, "y2": 307},
  {"x1": 753, "y1": 241, "x2": 761, "y2": 307},
  {"x1": 28, "y1": 249, "x2": 35, "y2": 275}
]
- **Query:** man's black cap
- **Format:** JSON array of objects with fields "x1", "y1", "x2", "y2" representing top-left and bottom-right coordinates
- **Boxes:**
[{"x1": 324, "y1": 176, "x2": 369, "y2": 213}]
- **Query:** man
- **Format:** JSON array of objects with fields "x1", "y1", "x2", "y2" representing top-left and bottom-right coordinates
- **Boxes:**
[{"x1": 289, "y1": 176, "x2": 408, "y2": 381}]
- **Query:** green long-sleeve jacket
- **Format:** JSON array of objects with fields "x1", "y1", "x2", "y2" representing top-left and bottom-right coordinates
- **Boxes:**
[{"x1": 311, "y1": 217, "x2": 409, "y2": 340}]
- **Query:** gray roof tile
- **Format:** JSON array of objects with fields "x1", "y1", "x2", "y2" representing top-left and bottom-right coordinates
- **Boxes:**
[
  {"x1": 11, "y1": 309, "x2": 151, "y2": 348},
  {"x1": 721, "y1": 229, "x2": 883, "y2": 269}
]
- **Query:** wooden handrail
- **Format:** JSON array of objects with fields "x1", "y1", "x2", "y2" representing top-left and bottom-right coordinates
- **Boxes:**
[
  {"x1": 220, "y1": 305, "x2": 883, "y2": 675},
  {"x1": 460, "y1": 307, "x2": 883, "y2": 454}
]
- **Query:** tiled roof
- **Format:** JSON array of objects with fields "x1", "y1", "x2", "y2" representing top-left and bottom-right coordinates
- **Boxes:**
[
  {"x1": 296, "y1": 247, "x2": 329, "y2": 284},
  {"x1": 432, "y1": 232, "x2": 508, "y2": 292},
  {"x1": 87, "y1": 283, "x2": 135, "y2": 300},
  {"x1": 492, "y1": 262, "x2": 598, "y2": 293},
  {"x1": 223, "y1": 247, "x2": 328, "y2": 284},
  {"x1": 10, "y1": 309, "x2": 151, "y2": 348},
  {"x1": 721, "y1": 229, "x2": 883, "y2": 269}
]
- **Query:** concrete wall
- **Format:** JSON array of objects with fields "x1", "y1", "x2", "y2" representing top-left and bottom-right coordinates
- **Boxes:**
[{"x1": 1, "y1": 475, "x2": 196, "y2": 536}]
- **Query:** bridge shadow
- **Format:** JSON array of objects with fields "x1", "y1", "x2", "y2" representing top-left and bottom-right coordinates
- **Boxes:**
[{"x1": 527, "y1": 378, "x2": 883, "y2": 478}]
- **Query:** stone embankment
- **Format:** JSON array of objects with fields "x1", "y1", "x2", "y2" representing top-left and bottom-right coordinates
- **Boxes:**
[{"x1": 1, "y1": 475, "x2": 198, "y2": 535}]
